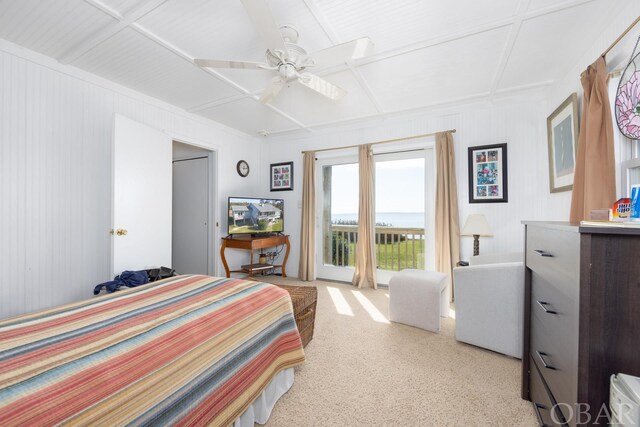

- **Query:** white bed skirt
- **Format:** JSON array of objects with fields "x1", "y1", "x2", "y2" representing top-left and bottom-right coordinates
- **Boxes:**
[{"x1": 232, "y1": 368, "x2": 294, "y2": 426}]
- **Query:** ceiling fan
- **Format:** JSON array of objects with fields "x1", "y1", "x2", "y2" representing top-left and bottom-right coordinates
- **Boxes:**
[{"x1": 193, "y1": 0, "x2": 373, "y2": 104}]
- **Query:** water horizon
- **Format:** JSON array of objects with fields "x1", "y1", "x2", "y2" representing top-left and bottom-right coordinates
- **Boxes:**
[{"x1": 332, "y1": 212, "x2": 424, "y2": 228}]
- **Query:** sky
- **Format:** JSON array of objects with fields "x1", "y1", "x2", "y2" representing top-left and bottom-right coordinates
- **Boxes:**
[{"x1": 329, "y1": 158, "x2": 425, "y2": 214}]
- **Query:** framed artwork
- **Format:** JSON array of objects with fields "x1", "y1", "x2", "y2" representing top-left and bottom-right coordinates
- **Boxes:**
[
  {"x1": 270, "y1": 161, "x2": 293, "y2": 191},
  {"x1": 547, "y1": 93, "x2": 579, "y2": 193},
  {"x1": 468, "y1": 143, "x2": 508, "y2": 203}
]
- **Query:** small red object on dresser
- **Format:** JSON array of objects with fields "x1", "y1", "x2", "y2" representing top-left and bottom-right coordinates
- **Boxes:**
[{"x1": 613, "y1": 198, "x2": 632, "y2": 220}]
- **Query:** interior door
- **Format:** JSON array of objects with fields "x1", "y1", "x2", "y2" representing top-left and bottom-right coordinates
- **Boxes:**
[
  {"x1": 172, "y1": 157, "x2": 209, "y2": 275},
  {"x1": 112, "y1": 115, "x2": 172, "y2": 275}
]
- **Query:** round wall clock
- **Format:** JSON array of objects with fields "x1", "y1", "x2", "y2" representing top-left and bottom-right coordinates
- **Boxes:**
[{"x1": 236, "y1": 160, "x2": 250, "y2": 177}]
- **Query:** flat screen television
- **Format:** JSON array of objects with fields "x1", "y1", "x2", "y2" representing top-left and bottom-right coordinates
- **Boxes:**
[{"x1": 228, "y1": 197, "x2": 284, "y2": 235}]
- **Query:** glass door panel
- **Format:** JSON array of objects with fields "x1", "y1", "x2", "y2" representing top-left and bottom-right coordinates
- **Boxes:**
[
  {"x1": 316, "y1": 159, "x2": 359, "y2": 282},
  {"x1": 374, "y1": 153, "x2": 425, "y2": 272}
]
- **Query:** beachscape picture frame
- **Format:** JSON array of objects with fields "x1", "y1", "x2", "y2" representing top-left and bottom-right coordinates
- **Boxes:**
[
  {"x1": 270, "y1": 161, "x2": 294, "y2": 191},
  {"x1": 468, "y1": 143, "x2": 508, "y2": 203},
  {"x1": 547, "y1": 93, "x2": 579, "y2": 193}
]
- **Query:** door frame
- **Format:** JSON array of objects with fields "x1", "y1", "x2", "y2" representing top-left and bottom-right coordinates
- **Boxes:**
[
  {"x1": 314, "y1": 144, "x2": 436, "y2": 285},
  {"x1": 171, "y1": 140, "x2": 219, "y2": 277}
]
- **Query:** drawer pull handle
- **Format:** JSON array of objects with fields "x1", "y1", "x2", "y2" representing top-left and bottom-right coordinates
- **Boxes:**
[
  {"x1": 536, "y1": 300, "x2": 557, "y2": 314},
  {"x1": 534, "y1": 249, "x2": 554, "y2": 257},
  {"x1": 533, "y1": 403, "x2": 550, "y2": 427},
  {"x1": 536, "y1": 350, "x2": 557, "y2": 370}
]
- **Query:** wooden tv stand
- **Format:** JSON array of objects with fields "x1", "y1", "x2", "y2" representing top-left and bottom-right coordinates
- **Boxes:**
[{"x1": 220, "y1": 234, "x2": 290, "y2": 278}]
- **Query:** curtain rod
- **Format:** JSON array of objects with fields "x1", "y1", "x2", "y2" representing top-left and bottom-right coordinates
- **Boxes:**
[
  {"x1": 301, "y1": 129, "x2": 456, "y2": 154},
  {"x1": 602, "y1": 15, "x2": 640, "y2": 58}
]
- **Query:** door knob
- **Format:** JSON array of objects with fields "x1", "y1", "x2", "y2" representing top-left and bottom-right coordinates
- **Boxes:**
[{"x1": 110, "y1": 228, "x2": 128, "y2": 236}]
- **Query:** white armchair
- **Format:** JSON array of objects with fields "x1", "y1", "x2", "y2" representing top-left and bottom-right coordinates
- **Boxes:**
[{"x1": 453, "y1": 252, "x2": 524, "y2": 358}]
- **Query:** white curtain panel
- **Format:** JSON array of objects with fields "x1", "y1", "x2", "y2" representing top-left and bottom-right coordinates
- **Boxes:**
[{"x1": 352, "y1": 144, "x2": 378, "y2": 289}]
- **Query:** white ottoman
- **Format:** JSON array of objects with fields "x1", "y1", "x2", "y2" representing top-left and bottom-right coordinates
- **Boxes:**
[{"x1": 388, "y1": 269, "x2": 449, "y2": 333}]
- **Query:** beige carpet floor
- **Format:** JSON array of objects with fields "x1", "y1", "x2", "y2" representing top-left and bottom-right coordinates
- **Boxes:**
[{"x1": 256, "y1": 276, "x2": 537, "y2": 427}]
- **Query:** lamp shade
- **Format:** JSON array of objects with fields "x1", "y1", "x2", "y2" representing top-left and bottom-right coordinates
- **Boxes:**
[{"x1": 461, "y1": 214, "x2": 493, "y2": 236}]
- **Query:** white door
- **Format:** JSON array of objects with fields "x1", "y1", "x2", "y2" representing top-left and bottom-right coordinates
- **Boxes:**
[
  {"x1": 315, "y1": 156, "x2": 359, "y2": 282},
  {"x1": 112, "y1": 115, "x2": 172, "y2": 275},
  {"x1": 172, "y1": 157, "x2": 209, "y2": 275}
]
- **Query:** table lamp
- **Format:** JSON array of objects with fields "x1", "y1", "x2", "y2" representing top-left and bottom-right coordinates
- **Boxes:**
[{"x1": 461, "y1": 214, "x2": 493, "y2": 256}]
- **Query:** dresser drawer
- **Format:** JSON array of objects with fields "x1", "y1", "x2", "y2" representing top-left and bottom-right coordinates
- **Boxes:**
[
  {"x1": 529, "y1": 355, "x2": 566, "y2": 426},
  {"x1": 531, "y1": 277, "x2": 578, "y2": 419},
  {"x1": 530, "y1": 271, "x2": 579, "y2": 366},
  {"x1": 526, "y1": 226, "x2": 579, "y2": 286}
]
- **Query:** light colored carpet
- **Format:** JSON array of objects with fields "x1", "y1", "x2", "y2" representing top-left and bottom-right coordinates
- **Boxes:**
[{"x1": 256, "y1": 276, "x2": 537, "y2": 427}]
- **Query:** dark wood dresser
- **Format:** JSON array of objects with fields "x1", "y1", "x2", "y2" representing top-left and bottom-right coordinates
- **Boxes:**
[{"x1": 521, "y1": 221, "x2": 640, "y2": 426}]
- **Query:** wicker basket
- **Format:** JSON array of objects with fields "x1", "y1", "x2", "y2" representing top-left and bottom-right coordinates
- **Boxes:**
[{"x1": 277, "y1": 285, "x2": 317, "y2": 347}]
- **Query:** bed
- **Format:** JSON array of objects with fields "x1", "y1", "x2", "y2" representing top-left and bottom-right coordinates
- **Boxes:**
[{"x1": 0, "y1": 275, "x2": 305, "y2": 426}]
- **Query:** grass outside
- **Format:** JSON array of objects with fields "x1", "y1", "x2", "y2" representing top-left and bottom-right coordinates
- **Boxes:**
[{"x1": 333, "y1": 239, "x2": 425, "y2": 271}]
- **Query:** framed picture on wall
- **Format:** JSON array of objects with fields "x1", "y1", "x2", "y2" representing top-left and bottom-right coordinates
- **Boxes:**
[
  {"x1": 270, "y1": 161, "x2": 294, "y2": 191},
  {"x1": 547, "y1": 93, "x2": 579, "y2": 193},
  {"x1": 468, "y1": 143, "x2": 508, "y2": 203}
]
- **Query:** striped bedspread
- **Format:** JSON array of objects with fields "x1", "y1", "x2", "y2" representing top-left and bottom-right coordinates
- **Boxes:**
[{"x1": 0, "y1": 275, "x2": 305, "y2": 426}]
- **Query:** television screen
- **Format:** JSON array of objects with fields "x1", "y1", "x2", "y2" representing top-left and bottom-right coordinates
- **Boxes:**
[{"x1": 228, "y1": 197, "x2": 284, "y2": 235}]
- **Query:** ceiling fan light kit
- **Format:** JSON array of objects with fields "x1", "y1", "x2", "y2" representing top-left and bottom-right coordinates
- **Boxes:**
[{"x1": 193, "y1": 0, "x2": 373, "y2": 104}]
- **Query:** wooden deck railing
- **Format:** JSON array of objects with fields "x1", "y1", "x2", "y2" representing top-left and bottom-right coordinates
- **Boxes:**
[{"x1": 328, "y1": 225, "x2": 425, "y2": 271}]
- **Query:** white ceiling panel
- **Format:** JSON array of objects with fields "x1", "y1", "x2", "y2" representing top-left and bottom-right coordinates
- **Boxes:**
[
  {"x1": 527, "y1": 0, "x2": 578, "y2": 14},
  {"x1": 269, "y1": 70, "x2": 378, "y2": 125},
  {"x1": 99, "y1": 0, "x2": 149, "y2": 16},
  {"x1": 138, "y1": 0, "x2": 332, "y2": 67},
  {"x1": 359, "y1": 27, "x2": 511, "y2": 112},
  {"x1": 138, "y1": 0, "x2": 263, "y2": 62},
  {"x1": 313, "y1": 0, "x2": 519, "y2": 54},
  {"x1": 0, "y1": 0, "x2": 117, "y2": 59},
  {"x1": 198, "y1": 97, "x2": 300, "y2": 134},
  {"x1": 498, "y1": 1, "x2": 625, "y2": 90},
  {"x1": 73, "y1": 28, "x2": 241, "y2": 108}
]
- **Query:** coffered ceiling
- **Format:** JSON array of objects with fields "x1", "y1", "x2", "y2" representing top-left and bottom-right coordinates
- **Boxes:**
[{"x1": 0, "y1": 0, "x2": 632, "y2": 136}]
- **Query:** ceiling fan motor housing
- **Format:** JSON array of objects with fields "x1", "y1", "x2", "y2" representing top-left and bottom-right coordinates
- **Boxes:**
[{"x1": 279, "y1": 63, "x2": 298, "y2": 80}]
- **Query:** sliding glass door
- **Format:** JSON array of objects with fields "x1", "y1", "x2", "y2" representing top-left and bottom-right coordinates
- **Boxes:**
[
  {"x1": 316, "y1": 157, "x2": 359, "y2": 282},
  {"x1": 316, "y1": 149, "x2": 435, "y2": 284}
]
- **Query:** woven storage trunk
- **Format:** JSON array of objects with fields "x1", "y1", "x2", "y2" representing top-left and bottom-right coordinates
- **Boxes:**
[{"x1": 277, "y1": 285, "x2": 317, "y2": 347}]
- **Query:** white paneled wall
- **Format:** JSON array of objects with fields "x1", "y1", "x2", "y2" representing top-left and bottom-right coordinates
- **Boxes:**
[
  {"x1": 0, "y1": 42, "x2": 260, "y2": 319},
  {"x1": 261, "y1": 88, "x2": 568, "y2": 280}
]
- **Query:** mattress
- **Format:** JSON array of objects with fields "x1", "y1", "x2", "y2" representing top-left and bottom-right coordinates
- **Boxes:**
[{"x1": 0, "y1": 275, "x2": 305, "y2": 426}]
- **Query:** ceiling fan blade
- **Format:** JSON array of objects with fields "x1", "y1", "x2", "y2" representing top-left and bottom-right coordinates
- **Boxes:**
[
  {"x1": 297, "y1": 73, "x2": 346, "y2": 100},
  {"x1": 194, "y1": 59, "x2": 268, "y2": 70},
  {"x1": 308, "y1": 37, "x2": 373, "y2": 70},
  {"x1": 260, "y1": 76, "x2": 285, "y2": 104},
  {"x1": 239, "y1": 0, "x2": 288, "y2": 56}
]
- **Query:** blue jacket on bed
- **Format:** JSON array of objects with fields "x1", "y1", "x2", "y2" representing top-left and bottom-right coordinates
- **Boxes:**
[{"x1": 93, "y1": 270, "x2": 149, "y2": 295}]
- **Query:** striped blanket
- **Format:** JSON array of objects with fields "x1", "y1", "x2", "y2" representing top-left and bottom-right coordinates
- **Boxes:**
[{"x1": 0, "y1": 275, "x2": 305, "y2": 426}]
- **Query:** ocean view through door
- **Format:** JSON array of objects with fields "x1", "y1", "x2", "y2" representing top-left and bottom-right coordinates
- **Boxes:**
[{"x1": 317, "y1": 150, "x2": 432, "y2": 283}]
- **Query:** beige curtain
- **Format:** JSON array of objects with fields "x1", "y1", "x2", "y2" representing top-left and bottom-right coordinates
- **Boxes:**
[
  {"x1": 298, "y1": 152, "x2": 316, "y2": 281},
  {"x1": 435, "y1": 131, "x2": 460, "y2": 300},
  {"x1": 352, "y1": 144, "x2": 378, "y2": 289},
  {"x1": 569, "y1": 56, "x2": 616, "y2": 222}
]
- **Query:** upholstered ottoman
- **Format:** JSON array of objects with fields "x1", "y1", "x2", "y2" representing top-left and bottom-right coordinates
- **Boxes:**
[{"x1": 388, "y1": 269, "x2": 449, "y2": 333}]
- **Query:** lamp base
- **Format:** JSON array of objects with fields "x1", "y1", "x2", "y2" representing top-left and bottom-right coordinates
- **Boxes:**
[{"x1": 473, "y1": 235, "x2": 480, "y2": 256}]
